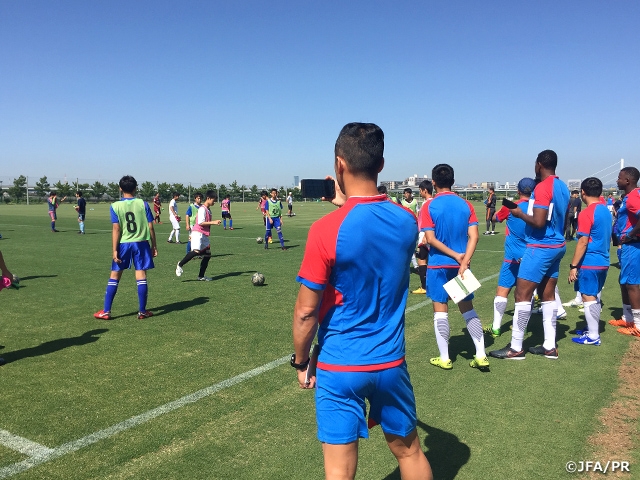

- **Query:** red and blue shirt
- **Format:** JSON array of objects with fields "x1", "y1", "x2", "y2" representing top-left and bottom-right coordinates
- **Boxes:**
[
  {"x1": 495, "y1": 199, "x2": 528, "y2": 262},
  {"x1": 525, "y1": 175, "x2": 570, "y2": 247},
  {"x1": 576, "y1": 202, "x2": 612, "y2": 268},
  {"x1": 421, "y1": 191, "x2": 478, "y2": 268},
  {"x1": 616, "y1": 188, "x2": 640, "y2": 239},
  {"x1": 297, "y1": 195, "x2": 417, "y2": 371}
]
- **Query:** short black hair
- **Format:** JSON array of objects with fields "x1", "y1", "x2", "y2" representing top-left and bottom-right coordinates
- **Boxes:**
[
  {"x1": 571, "y1": 190, "x2": 580, "y2": 195},
  {"x1": 404, "y1": 188, "x2": 413, "y2": 195},
  {"x1": 377, "y1": 185, "x2": 388, "y2": 194},
  {"x1": 119, "y1": 175, "x2": 138, "y2": 195},
  {"x1": 225, "y1": 194, "x2": 231, "y2": 199},
  {"x1": 270, "y1": 188, "x2": 278, "y2": 193},
  {"x1": 536, "y1": 150, "x2": 558, "y2": 170},
  {"x1": 431, "y1": 164, "x2": 455, "y2": 189},
  {"x1": 76, "y1": 191, "x2": 83, "y2": 197},
  {"x1": 419, "y1": 180, "x2": 433, "y2": 195},
  {"x1": 621, "y1": 166, "x2": 640, "y2": 184},
  {"x1": 50, "y1": 191, "x2": 57, "y2": 196},
  {"x1": 581, "y1": 177, "x2": 602, "y2": 198},
  {"x1": 334, "y1": 123, "x2": 384, "y2": 179},
  {"x1": 172, "y1": 191, "x2": 180, "y2": 197},
  {"x1": 260, "y1": 190, "x2": 268, "y2": 197},
  {"x1": 205, "y1": 190, "x2": 217, "y2": 201},
  {"x1": 193, "y1": 191, "x2": 203, "y2": 199}
]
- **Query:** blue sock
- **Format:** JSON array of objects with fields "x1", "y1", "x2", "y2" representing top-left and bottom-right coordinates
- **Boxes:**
[
  {"x1": 104, "y1": 279, "x2": 119, "y2": 312},
  {"x1": 223, "y1": 219, "x2": 227, "y2": 228},
  {"x1": 229, "y1": 219, "x2": 233, "y2": 228},
  {"x1": 137, "y1": 279, "x2": 148, "y2": 312},
  {"x1": 277, "y1": 230, "x2": 285, "y2": 247},
  {"x1": 186, "y1": 241, "x2": 190, "y2": 254},
  {"x1": 51, "y1": 221, "x2": 55, "y2": 230},
  {"x1": 79, "y1": 221, "x2": 85, "y2": 233}
]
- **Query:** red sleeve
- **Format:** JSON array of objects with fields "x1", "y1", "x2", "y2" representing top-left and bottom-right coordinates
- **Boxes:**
[
  {"x1": 422, "y1": 202, "x2": 434, "y2": 230},
  {"x1": 533, "y1": 178, "x2": 553, "y2": 209},
  {"x1": 495, "y1": 206, "x2": 510, "y2": 222},
  {"x1": 465, "y1": 199, "x2": 478, "y2": 224},
  {"x1": 576, "y1": 204, "x2": 594, "y2": 235}
]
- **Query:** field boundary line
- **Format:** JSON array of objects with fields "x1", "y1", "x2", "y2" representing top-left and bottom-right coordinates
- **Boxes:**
[{"x1": 0, "y1": 272, "x2": 500, "y2": 478}]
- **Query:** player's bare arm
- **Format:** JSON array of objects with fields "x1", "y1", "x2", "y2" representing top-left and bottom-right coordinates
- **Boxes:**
[
  {"x1": 292, "y1": 285, "x2": 321, "y2": 389},
  {"x1": 112, "y1": 223, "x2": 122, "y2": 263},
  {"x1": 200, "y1": 220, "x2": 222, "y2": 226},
  {"x1": 148, "y1": 222, "x2": 158, "y2": 257}
]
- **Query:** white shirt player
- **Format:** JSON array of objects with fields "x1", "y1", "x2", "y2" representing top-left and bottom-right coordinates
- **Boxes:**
[{"x1": 169, "y1": 198, "x2": 179, "y2": 218}]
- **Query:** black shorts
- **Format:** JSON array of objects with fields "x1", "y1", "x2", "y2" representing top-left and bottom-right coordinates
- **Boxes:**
[
  {"x1": 416, "y1": 245, "x2": 429, "y2": 261},
  {"x1": 222, "y1": 212, "x2": 232, "y2": 219}
]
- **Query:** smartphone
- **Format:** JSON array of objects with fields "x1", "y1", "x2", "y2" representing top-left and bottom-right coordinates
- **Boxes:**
[
  {"x1": 502, "y1": 198, "x2": 518, "y2": 209},
  {"x1": 305, "y1": 344, "x2": 320, "y2": 386},
  {"x1": 300, "y1": 179, "x2": 336, "y2": 199}
]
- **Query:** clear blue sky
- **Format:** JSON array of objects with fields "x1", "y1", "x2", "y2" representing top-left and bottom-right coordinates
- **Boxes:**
[{"x1": 1, "y1": 0, "x2": 638, "y2": 188}]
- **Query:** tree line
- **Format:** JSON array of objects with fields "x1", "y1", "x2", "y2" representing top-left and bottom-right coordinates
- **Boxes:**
[{"x1": 2, "y1": 175, "x2": 304, "y2": 204}]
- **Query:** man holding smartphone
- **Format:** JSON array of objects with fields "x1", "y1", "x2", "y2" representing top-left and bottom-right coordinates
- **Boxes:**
[{"x1": 292, "y1": 123, "x2": 432, "y2": 479}]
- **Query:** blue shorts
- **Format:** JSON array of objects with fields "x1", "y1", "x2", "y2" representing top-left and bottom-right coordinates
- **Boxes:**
[
  {"x1": 426, "y1": 267, "x2": 473, "y2": 303},
  {"x1": 619, "y1": 243, "x2": 640, "y2": 285},
  {"x1": 575, "y1": 268, "x2": 608, "y2": 297},
  {"x1": 498, "y1": 260, "x2": 520, "y2": 289},
  {"x1": 517, "y1": 245, "x2": 566, "y2": 283},
  {"x1": 112, "y1": 241, "x2": 155, "y2": 271},
  {"x1": 266, "y1": 217, "x2": 282, "y2": 232},
  {"x1": 315, "y1": 362, "x2": 417, "y2": 444}
]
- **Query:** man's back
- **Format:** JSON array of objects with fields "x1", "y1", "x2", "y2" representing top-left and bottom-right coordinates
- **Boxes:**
[
  {"x1": 297, "y1": 195, "x2": 417, "y2": 368},
  {"x1": 525, "y1": 175, "x2": 570, "y2": 245}
]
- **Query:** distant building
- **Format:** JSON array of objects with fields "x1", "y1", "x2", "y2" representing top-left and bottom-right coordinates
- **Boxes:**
[
  {"x1": 567, "y1": 179, "x2": 581, "y2": 191},
  {"x1": 294, "y1": 176, "x2": 300, "y2": 188}
]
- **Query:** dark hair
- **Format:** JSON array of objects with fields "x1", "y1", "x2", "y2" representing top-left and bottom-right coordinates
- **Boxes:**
[
  {"x1": 334, "y1": 123, "x2": 384, "y2": 179},
  {"x1": 76, "y1": 191, "x2": 83, "y2": 196},
  {"x1": 581, "y1": 177, "x2": 602, "y2": 198},
  {"x1": 488, "y1": 187, "x2": 495, "y2": 193},
  {"x1": 50, "y1": 191, "x2": 57, "y2": 196},
  {"x1": 377, "y1": 185, "x2": 388, "y2": 194},
  {"x1": 172, "y1": 191, "x2": 180, "y2": 197},
  {"x1": 404, "y1": 188, "x2": 413, "y2": 195},
  {"x1": 205, "y1": 190, "x2": 217, "y2": 201},
  {"x1": 431, "y1": 164, "x2": 455, "y2": 189},
  {"x1": 119, "y1": 175, "x2": 138, "y2": 194},
  {"x1": 571, "y1": 190, "x2": 580, "y2": 195},
  {"x1": 193, "y1": 191, "x2": 203, "y2": 199},
  {"x1": 419, "y1": 180, "x2": 433, "y2": 195},
  {"x1": 225, "y1": 194, "x2": 231, "y2": 199},
  {"x1": 536, "y1": 150, "x2": 558, "y2": 170},
  {"x1": 621, "y1": 166, "x2": 640, "y2": 184},
  {"x1": 270, "y1": 188, "x2": 278, "y2": 193}
]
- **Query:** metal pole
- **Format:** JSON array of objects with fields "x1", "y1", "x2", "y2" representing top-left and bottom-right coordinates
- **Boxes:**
[
  {"x1": 188, "y1": 183, "x2": 191, "y2": 203},
  {"x1": 26, "y1": 176, "x2": 29, "y2": 205}
]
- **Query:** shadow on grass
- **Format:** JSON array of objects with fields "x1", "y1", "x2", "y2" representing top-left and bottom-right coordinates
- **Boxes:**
[
  {"x1": 181, "y1": 271, "x2": 254, "y2": 283},
  {"x1": 15, "y1": 274, "x2": 58, "y2": 281},
  {"x1": 382, "y1": 419, "x2": 470, "y2": 480},
  {"x1": 152, "y1": 296, "x2": 210, "y2": 316},
  {"x1": 1, "y1": 329, "x2": 108, "y2": 364}
]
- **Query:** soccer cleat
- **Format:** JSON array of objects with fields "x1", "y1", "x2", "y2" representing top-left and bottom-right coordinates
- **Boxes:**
[
  {"x1": 609, "y1": 319, "x2": 634, "y2": 327},
  {"x1": 137, "y1": 310, "x2": 153, "y2": 320},
  {"x1": 572, "y1": 334, "x2": 601, "y2": 346},
  {"x1": 483, "y1": 231, "x2": 491, "y2": 235},
  {"x1": 562, "y1": 299, "x2": 583, "y2": 307},
  {"x1": 93, "y1": 310, "x2": 112, "y2": 320},
  {"x1": 574, "y1": 328, "x2": 592, "y2": 336},
  {"x1": 281, "y1": 247, "x2": 287, "y2": 251},
  {"x1": 470, "y1": 355, "x2": 490, "y2": 369},
  {"x1": 175, "y1": 263, "x2": 183, "y2": 277},
  {"x1": 490, "y1": 231, "x2": 497, "y2": 235},
  {"x1": 557, "y1": 310, "x2": 567, "y2": 320},
  {"x1": 483, "y1": 326, "x2": 501, "y2": 338},
  {"x1": 167, "y1": 240, "x2": 172, "y2": 243},
  {"x1": 528, "y1": 345, "x2": 558, "y2": 359},
  {"x1": 412, "y1": 287, "x2": 427, "y2": 294},
  {"x1": 429, "y1": 357, "x2": 453, "y2": 370},
  {"x1": 229, "y1": 227, "x2": 234, "y2": 230},
  {"x1": 617, "y1": 326, "x2": 640, "y2": 337},
  {"x1": 198, "y1": 276, "x2": 212, "y2": 281},
  {"x1": 268, "y1": 237, "x2": 273, "y2": 244},
  {"x1": 489, "y1": 343, "x2": 526, "y2": 360}
]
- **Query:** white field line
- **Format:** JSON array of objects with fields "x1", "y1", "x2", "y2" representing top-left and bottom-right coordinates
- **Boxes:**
[{"x1": 0, "y1": 271, "x2": 501, "y2": 478}]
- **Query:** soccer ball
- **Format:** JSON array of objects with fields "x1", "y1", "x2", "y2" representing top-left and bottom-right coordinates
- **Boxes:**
[
  {"x1": 251, "y1": 272, "x2": 265, "y2": 286},
  {"x1": 256, "y1": 237, "x2": 264, "y2": 244}
]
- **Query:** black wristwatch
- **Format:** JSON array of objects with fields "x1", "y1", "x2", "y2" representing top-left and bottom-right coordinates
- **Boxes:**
[
  {"x1": 290, "y1": 353, "x2": 310, "y2": 371},
  {"x1": 569, "y1": 264, "x2": 578, "y2": 270}
]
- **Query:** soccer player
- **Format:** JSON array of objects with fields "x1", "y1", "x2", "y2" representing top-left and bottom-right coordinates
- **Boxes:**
[
  {"x1": 422, "y1": 164, "x2": 488, "y2": 370},
  {"x1": 484, "y1": 178, "x2": 536, "y2": 338},
  {"x1": 47, "y1": 191, "x2": 66, "y2": 232},
  {"x1": 176, "y1": 190, "x2": 222, "y2": 281},
  {"x1": 153, "y1": 193, "x2": 162, "y2": 224},
  {"x1": 94, "y1": 175, "x2": 157, "y2": 320},
  {"x1": 264, "y1": 188, "x2": 286, "y2": 250},
  {"x1": 401, "y1": 188, "x2": 418, "y2": 215},
  {"x1": 608, "y1": 167, "x2": 640, "y2": 335},
  {"x1": 221, "y1": 194, "x2": 233, "y2": 229},
  {"x1": 377, "y1": 184, "x2": 397, "y2": 203},
  {"x1": 568, "y1": 177, "x2": 611, "y2": 345},
  {"x1": 484, "y1": 187, "x2": 497, "y2": 235},
  {"x1": 167, "y1": 192, "x2": 181, "y2": 243},
  {"x1": 0, "y1": 250, "x2": 16, "y2": 365},
  {"x1": 564, "y1": 190, "x2": 581, "y2": 240},
  {"x1": 75, "y1": 191, "x2": 87, "y2": 234},
  {"x1": 257, "y1": 190, "x2": 271, "y2": 243},
  {"x1": 489, "y1": 150, "x2": 570, "y2": 360},
  {"x1": 184, "y1": 192, "x2": 203, "y2": 254},
  {"x1": 292, "y1": 122, "x2": 432, "y2": 479},
  {"x1": 286, "y1": 192, "x2": 294, "y2": 216},
  {"x1": 413, "y1": 180, "x2": 433, "y2": 294}
]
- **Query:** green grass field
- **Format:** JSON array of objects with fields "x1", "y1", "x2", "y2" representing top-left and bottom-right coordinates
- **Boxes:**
[{"x1": 0, "y1": 201, "x2": 637, "y2": 479}]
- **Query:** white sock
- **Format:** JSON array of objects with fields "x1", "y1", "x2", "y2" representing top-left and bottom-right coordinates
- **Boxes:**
[
  {"x1": 433, "y1": 312, "x2": 450, "y2": 361},
  {"x1": 541, "y1": 301, "x2": 557, "y2": 350},
  {"x1": 623, "y1": 304, "x2": 633, "y2": 322},
  {"x1": 493, "y1": 296, "x2": 508, "y2": 330},
  {"x1": 583, "y1": 300, "x2": 600, "y2": 339},
  {"x1": 633, "y1": 309, "x2": 640, "y2": 330},
  {"x1": 168, "y1": 231, "x2": 174, "y2": 241},
  {"x1": 511, "y1": 301, "x2": 531, "y2": 351},
  {"x1": 574, "y1": 290, "x2": 582, "y2": 303},
  {"x1": 462, "y1": 309, "x2": 486, "y2": 358},
  {"x1": 555, "y1": 286, "x2": 566, "y2": 316},
  {"x1": 596, "y1": 290, "x2": 602, "y2": 304},
  {"x1": 175, "y1": 229, "x2": 180, "y2": 242},
  {"x1": 411, "y1": 254, "x2": 418, "y2": 268}
]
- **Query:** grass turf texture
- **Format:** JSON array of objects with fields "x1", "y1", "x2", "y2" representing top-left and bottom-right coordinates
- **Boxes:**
[{"x1": 0, "y1": 201, "x2": 637, "y2": 479}]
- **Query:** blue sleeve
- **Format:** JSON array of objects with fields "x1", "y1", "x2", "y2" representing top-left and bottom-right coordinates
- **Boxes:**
[
  {"x1": 110, "y1": 206, "x2": 118, "y2": 223},
  {"x1": 144, "y1": 202, "x2": 154, "y2": 222},
  {"x1": 186, "y1": 206, "x2": 192, "y2": 216}
]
